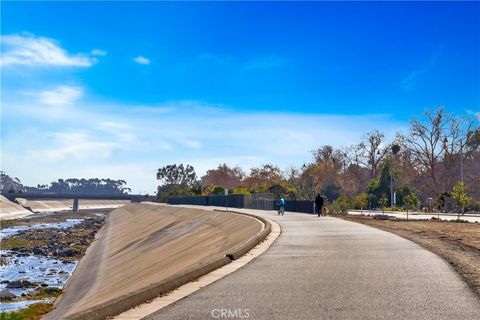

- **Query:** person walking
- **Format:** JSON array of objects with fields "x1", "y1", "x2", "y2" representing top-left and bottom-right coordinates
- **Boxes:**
[{"x1": 315, "y1": 193, "x2": 324, "y2": 217}]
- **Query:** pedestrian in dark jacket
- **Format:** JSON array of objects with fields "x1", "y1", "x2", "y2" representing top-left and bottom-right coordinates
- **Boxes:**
[{"x1": 315, "y1": 193, "x2": 324, "y2": 217}]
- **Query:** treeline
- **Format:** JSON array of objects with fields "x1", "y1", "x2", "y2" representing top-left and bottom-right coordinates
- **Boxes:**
[
  {"x1": 0, "y1": 174, "x2": 131, "y2": 195},
  {"x1": 157, "y1": 108, "x2": 480, "y2": 213}
]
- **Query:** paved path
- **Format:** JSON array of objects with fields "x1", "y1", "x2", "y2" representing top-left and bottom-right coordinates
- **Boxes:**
[{"x1": 145, "y1": 209, "x2": 480, "y2": 320}]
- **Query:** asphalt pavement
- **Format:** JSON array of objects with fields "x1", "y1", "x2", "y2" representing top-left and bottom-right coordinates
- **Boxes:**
[{"x1": 145, "y1": 209, "x2": 480, "y2": 320}]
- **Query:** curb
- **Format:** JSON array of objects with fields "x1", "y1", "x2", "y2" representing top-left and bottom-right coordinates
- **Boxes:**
[
  {"x1": 61, "y1": 209, "x2": 271, "y2": 320},
  {"x1": 214, "y1": 209, "x2": 272, "y2": 260}
]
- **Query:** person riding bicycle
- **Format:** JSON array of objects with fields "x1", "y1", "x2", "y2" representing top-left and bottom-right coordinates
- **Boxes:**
[{"x1": 277, "y1": 195, "x2": 286, "y2": 215}]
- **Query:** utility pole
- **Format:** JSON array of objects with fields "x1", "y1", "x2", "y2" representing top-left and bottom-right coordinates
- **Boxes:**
[
  {"x1": 390, "y1": 172, "x2": 394, "y2": 207},
  {"x1": 460, "y1": 143, "x2": 464, "y2": 184},
  {"x1": 390, "y1": 144, "x2": 400, "y2": 207}
]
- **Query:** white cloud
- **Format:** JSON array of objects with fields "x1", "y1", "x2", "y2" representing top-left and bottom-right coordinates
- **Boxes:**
[
  {"x1": 36, "y1": 86, "x2": 83, "y2": 106},
  {"x1": 91, "y1": 49, "x2": 107, "y2": 56},
  {"x1": 0, "y1": 34, "x2": 95, "y2": 67},
  {"x1": 97, "y1": 121, "x2": 131, "y2": 131},
  {"x1": 133, "y1": 56, "x2": 150, "y2": 65},
  {"x1": 28, "y1": 132, "x2": 118, "y2": 161},
  {"x1": 2, "y1": 96, "x2": 407, "y2": 193},
  {"x1": 177, "y1": 138, "x2": 202, "y2": 150}
]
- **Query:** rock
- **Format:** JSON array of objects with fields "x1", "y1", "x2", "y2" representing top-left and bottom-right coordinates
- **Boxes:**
[
  {"x1": 40, "y1": 283, "x2": 49, "y2": 287},
  {"x1": 0, "y1": 280, "x2": 10, "y2": 284},
  {"x1": 59, "y1": 248, "x2": 81, "y2": 257},
  {"x1": 33, "y1": 247, "x2": 46, "y2": 255},
  {"x1": 27, "y1": 289, "x2": 41, "y2": 298},
  {"x1": 6, "y1": 279, "x2": 37, "y2": 289},
  {"x1": 0, "y1": 289, "x2": 17, "y2": 301},
  {"x1": 41, "y1": 287, "x2": 61, "y2": 295}
]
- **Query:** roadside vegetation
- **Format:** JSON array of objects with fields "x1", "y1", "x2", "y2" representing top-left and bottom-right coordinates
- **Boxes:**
[
  {"x1": 155, "y1": 107, "x2": 479, "y2": 215},
  {"x1": 0, "y1": 303, "x2": 53, "y2": 320}
]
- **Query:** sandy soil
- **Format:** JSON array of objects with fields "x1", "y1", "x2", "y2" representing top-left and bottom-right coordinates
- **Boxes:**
[
  {"x1": 341, "y1": 215, "x2": 480, "y2": 297},
  {"x1": 45, "y1": 203, "x2": 263, "y2": 319}
]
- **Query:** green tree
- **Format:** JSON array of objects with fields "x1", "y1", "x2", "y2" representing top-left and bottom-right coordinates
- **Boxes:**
[
  {"x1": 365, "y1": 159, "x2": 397, "y2": 208},
  {"x1": 395, "y1": 186, "x2": 417, "y2": 207},
  {"x1": 212, "y1": 186, "x2": 225, "y2": 195},
  {"x1": 156, "y1": 164, "x2": 198, "y2": 201},
  {"x1": 379, "y1": 194, "x2": 388, "y2": 213},
  {"x1": 451, "y1": 181, "x2": 470, "y2": 218},
  {"x1": 403, "y1": 193, "x2": 420, "y2": 220},
  {"x1": 355, "y1": 193, "x2": 368, "y2": 213},
  {"x1": 157, "y1": 164, "x2": 197, "y2": 186}
]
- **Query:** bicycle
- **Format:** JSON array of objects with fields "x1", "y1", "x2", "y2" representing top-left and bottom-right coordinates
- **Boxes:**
[{"x1": 278, "y1": 206, "x2": 285, "y2": 215}]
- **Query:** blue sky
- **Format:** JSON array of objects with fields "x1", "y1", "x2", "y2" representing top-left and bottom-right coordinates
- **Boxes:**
[{"x1": 1, "y1": 1, "x2": 479, "y2": 193}]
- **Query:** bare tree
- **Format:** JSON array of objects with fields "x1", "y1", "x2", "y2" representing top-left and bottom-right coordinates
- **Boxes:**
[
  {"x1": 401, "y1": 108, "x2": 479, "y2": 198},
  {"x1": 355, "y1": 130, "x2": 391, "y2": 179}
]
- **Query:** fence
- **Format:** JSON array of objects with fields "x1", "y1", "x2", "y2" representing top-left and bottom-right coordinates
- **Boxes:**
[
  {"x1": 245, "y1": 193, "x2": 275, "y2": 210},
  {"x1": 167, "y1": 193, "x2": 315, "y2": 214}
]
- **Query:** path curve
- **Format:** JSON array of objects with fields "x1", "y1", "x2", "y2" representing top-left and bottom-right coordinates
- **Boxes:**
[{"x1": 146, "y1": 208, "x2": 480, "y2": 320}]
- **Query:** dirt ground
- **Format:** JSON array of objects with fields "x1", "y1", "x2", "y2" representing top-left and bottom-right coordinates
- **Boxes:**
[{"x1": 341, "y1": 215, "x2": 480, "y2": 298}]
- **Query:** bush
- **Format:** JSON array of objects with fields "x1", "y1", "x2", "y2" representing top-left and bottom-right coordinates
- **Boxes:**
[
  {"x1": 0, "y1": 303, "x2": 53, "y2": 320},
  {"x1": 330, "y1": 195, "x2": 352, "y2": 215}
]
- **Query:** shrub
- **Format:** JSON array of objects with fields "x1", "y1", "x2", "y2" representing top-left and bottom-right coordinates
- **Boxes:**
[
  {"x1": 330, "y1": 195, "x2": 352, "y2": 215},
  {"x1": 0, "y1": 303, "x2": 53, "y2": 320}
]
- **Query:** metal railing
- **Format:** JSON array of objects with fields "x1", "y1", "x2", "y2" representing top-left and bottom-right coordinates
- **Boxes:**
[{"x1": 167, "y1": 193, "x2": 316, "y2": 214}]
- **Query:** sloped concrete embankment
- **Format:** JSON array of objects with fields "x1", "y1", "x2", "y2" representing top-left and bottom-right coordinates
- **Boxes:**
[
  {"x1": 45, "y1": 203, "x2": 269, "y2": 320},
  {"x1": 0, "y1": 195, "x2": 33, "y2": 219},
  {"x1": 15, "y1": 198, "x2": 130, "y2": 213}
]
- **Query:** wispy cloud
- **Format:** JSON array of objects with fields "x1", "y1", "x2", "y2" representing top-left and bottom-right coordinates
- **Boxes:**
[
  {"x1": 34, "y1": 85, "x2": 83, "y2": 106},
  {"x1": 2, "y1": 95, "x2": 404, "y2": 193},
  {"x1": 401, "y1": 49, "x2": 442, "y2": 90},
  {"x1": 133, "y1": 56, "x2": 150, "y2": 65},
  {"x1": 0, "y1": 33, "x2": 96, "y2": 67},
  {"x1": 28, "y1": 131, "x2": 119, "y2": 161},
  {"x1": 91, "y1": 49, "x2": 107, "y2": 56}
]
